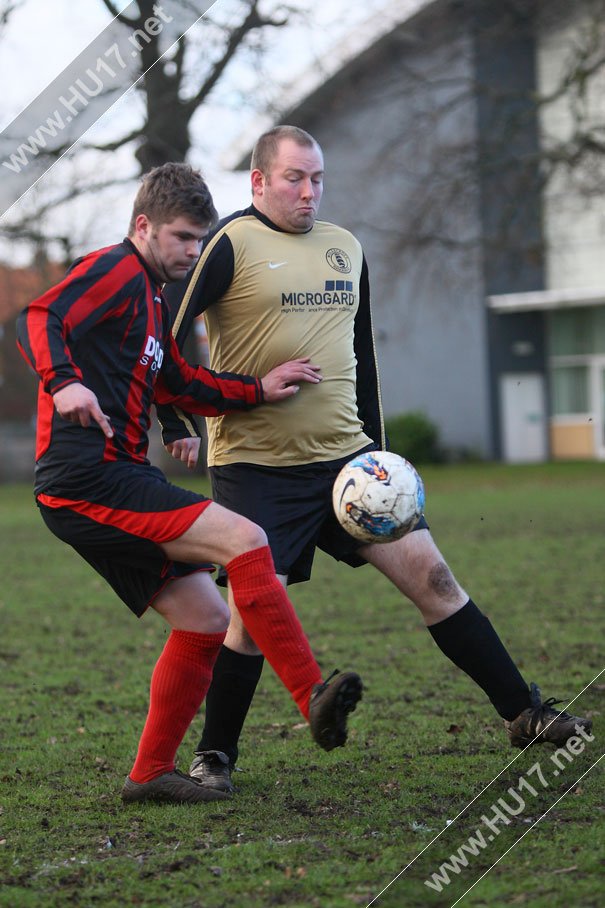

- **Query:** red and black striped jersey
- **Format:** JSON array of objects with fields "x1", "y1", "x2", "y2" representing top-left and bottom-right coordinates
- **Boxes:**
[{"x1": 17, "y1": 239, "x2": 263, "y2": 495}]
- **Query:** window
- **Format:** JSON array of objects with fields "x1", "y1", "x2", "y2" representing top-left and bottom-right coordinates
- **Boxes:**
[
  {"x1": 549, "y1": 306, "x2": 605, "y2": 356},
  {"x1": 551, "y1": 365, "x2": 589, "y2": 415}
]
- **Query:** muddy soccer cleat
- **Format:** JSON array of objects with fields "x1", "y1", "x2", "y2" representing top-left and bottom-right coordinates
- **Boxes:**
[
  {"x1": 504, "y1": 682, "x2": 593, "y2": 748},
  {"x1": 189, "y1": 750, "x2": 235, "y2": 793},
  {"x1": 121, "y1": 769, "x2": 231, "y2": 804},
  {"x1": 309, "y1": 670, "x2": 363, "y2": 751}
]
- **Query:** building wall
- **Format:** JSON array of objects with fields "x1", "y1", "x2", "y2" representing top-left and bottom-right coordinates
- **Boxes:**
[
  {"x1": 289, "y1": 1, "x2": 491, "y2": 457},
  {"x1": 473, "y1": 1, "x2": 547, "y2": 460},
  {"x1": 537, "y1": 0, "x2": 605, "y2": 289},
  {"x1": 536, "y1": 0, "x2": 605, "y2": 459},
  {"x1": 267, "y1": 0, "x2": 605, "y2": 460}
]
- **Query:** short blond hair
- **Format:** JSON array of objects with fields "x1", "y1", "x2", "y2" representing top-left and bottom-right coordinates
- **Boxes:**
[{"x1": 251, "y1": 125, "x2": 319, "y2": 175}]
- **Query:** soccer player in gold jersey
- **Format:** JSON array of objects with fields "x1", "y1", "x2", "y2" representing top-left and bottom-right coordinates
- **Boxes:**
[{"x1": 160, "y1": 127, "x2": 591, "y2": 793}]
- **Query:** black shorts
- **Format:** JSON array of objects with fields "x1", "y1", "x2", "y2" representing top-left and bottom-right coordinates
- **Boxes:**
[
  {"x1": 210, "y1": 446, "x2": 428, "y2": 586},
  {"x1": 37, "y1": 461, "x2": 214, "y2": 617}
]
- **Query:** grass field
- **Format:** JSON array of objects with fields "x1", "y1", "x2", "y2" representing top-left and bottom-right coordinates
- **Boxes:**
[{"x1": 1, "y1": 462, "x2": 603, "y2": 908}]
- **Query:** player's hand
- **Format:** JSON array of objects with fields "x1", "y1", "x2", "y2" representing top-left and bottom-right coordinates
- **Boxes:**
[
  {"x1": 52, "y1": 382, "x2": 114, "y2": 438},
  {"x1": 261, "y1": 358, "x2": 322, "y2": 402},
  {"x1": 165, "y1": 436, "x2": 202, "y2": 469}
]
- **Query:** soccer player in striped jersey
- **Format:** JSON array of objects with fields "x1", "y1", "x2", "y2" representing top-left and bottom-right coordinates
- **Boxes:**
[{"x1": 16, "y1": 162, "x2": 362, "y2": 806}]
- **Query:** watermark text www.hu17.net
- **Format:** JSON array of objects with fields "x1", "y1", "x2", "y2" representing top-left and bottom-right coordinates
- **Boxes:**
[
  {"x1": 2, "y1": 3, "x2": 173, "y2": 176},
  {"x1": 424, "y1": 723, "x2": 595, "y2": 894}
]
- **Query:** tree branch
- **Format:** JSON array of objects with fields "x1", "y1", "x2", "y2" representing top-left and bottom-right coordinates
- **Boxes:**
[
  {"x1": 185, "y1": 0, "x2": 289, "y2": 114},
  {"x1": 97, "y1": 0, "x2": 139, "y2": 27},
  {"x1": 1, "y1": 176, "x2": 136, "y2": 227},
  {"x1": 79, "y1": 126, "x2": 146, "y2": 153}
]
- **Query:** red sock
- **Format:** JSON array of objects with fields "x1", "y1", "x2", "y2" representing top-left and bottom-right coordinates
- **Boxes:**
[
  {"x1": 226, "y1": 546, "x2": 322, "y2": 719},
  {"x1": 129, "y1": 629, "x2": 225, "y2": 783}
]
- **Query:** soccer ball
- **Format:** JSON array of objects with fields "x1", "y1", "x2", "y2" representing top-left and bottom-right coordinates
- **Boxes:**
[{"x1": 332, "y1": 450, "x2": 425, "y2": 544}]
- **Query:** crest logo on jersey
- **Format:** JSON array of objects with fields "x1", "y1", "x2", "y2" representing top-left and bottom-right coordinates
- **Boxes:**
[
  {"x1": 326, "y1": 247, "x2": 352, "y2": 273},
  {"x1": 140, "y1": 334, "x2": 164, "y2": 371}
]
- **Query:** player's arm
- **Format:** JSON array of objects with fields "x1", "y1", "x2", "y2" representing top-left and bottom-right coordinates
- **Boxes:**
[
  {"x1": 17, "y1": 279, "x2": 85, "y2": 396},
  {"x1": 52, "y1": 382, "x2": 114, "y2": 438},
  {"x1": 353, "y1": 256, "x2": 386, "y2": 450},
  {"x1": 16, "y1": 252, "x2": 126, "y2": 436},
  {"x1": 163, "y1": 435, "x2": 203, "y2": 470},
  {"x1": 159, "y1": 269, "x2": 206, "y2": 463},
  {"x1": 155, "y1": 333, "x2": 321, "y2": 416},
  {"x1": 157, "y1": 232, "x2": 235, "y2": 447}
]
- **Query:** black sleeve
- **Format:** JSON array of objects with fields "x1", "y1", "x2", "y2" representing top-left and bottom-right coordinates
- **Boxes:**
[
  {"x1": 157, "y1": 233, "x2": 236, "y2": 445},
  {"x1": 353, "y1": 256, "x2": 386, "y2": 450}
]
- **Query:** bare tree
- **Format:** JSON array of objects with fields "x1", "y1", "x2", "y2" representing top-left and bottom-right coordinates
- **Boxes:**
[
  {"x1": 0, "y1": 0, "x2": 304, "y2": 258},
  {"x1": 0, "y1": 0, "x2": 22, "y2": 34},
  {"x1": 3, "y1": 0, "x2": 605, "y2": 265},
  {"x1": 341, "y1": 0, "x2": 605, "y2": 277},
  {"x1": 88, "y1": 0, "x2": 295, "y2": 171}
]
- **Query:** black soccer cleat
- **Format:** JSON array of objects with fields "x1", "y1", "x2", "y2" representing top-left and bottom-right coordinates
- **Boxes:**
[
  {"x1": 504, "y1": 682, "x2": 593, "y2": 748},
  {"x1": 121, "y1": 769, "x2": 231, "y2": 804},
  {"x1": 189, "y1": 750, "x2": 235, "y2": 793},
  {"x1": 309, "y1": 669, "x2": 363, "y2": 751}
]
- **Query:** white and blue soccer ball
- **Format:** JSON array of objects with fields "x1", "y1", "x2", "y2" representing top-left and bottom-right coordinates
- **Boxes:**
[{"x1": 332, "y1": 450, "x2": 425, "y2": 544}]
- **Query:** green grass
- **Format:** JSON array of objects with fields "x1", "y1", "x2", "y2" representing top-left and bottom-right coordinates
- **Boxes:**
[{"x1": 0, "y1": 463, "x2": 603, "y2": 907}]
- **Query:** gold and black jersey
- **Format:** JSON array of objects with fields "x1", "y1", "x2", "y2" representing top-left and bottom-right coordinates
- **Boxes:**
[{"x1": 160, "y1": 206, "x2": 385, "y2": 467}]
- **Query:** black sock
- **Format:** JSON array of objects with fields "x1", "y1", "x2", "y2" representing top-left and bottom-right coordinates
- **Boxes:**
[
  {"x1": 428, "y1": 599, "x2": 530, "y2": 720},
  {"x1": 196, "y1": 646, "x2": 264, "y2": 766}
]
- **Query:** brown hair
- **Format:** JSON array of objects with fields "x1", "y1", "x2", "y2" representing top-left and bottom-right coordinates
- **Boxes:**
[
  {"x1": 128, "y1": 162, "x2": 218, "y2": 235},
  {"x1": 250, "y1": 125, "x2": 319, "y2": 175}
]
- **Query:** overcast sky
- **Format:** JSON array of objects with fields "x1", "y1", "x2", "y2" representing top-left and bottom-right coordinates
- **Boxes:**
[
  {"x1": 0, "y1": 0, "x2": 391, "y2": 127},
  {"x1": 0, "y1": 0, "x2": 402, "y2": 255}
]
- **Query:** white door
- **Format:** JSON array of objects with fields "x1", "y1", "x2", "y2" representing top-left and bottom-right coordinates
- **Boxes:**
[{"x1": 500, "y1": 373, "x2": 547, "y2": 463}]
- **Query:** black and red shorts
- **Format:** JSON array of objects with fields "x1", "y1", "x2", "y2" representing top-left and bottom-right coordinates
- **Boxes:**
[
  {"x1": 209, "y1": 445, "x2": 428, "y2": 586},
  {"x1": 36, "y1": 461, "x2": 213, "y2": 617}
]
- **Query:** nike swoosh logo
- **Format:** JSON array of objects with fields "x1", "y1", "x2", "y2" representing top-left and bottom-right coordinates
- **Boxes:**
[
  {"x1": 339, "y1": 477, "x2": 356, "y2": 508},
  {"x1": 268, "y1": 261, "x2": 287, "y2": 269}
]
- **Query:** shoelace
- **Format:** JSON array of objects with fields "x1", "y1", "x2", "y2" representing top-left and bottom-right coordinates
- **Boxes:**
[
  {"x1": 538, "y1": 697, "x2": 572, "y2": 720},
  {"x1": 314, "y1": 668, "x2": 340, "y2": 696},
  {"x1": 528, "y1": 683, "x2": 569, "y2": 719}
]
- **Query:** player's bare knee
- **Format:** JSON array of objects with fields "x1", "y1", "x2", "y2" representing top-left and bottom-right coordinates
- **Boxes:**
[
  {"x1": 215, "y1": 597, "x2": 231, "y2": 630},
  {"x1": 152, "y1": 575, "x2": 230, "y2": 633},
  {"x1": 230, "y1": 515, "x2": 268, "y2": 557},
  {"x1": 189, "y1": 590, "x2": 230, "y2": 633},
  {"x1": 201, "y1": 601, "x2": 230, "y2": 634},
  {"x1": 427, "y1": 561, "x2": 458, "y2": 599}
]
